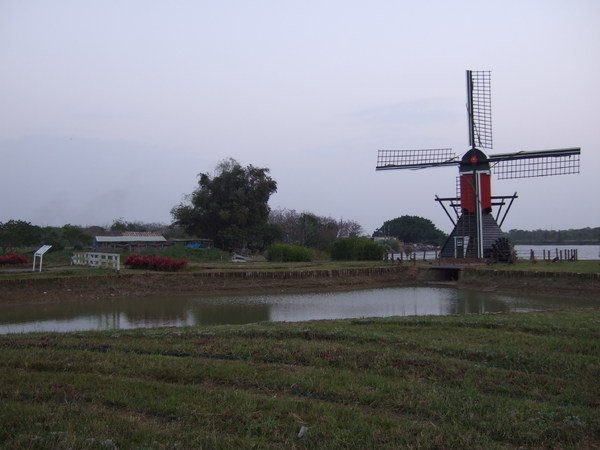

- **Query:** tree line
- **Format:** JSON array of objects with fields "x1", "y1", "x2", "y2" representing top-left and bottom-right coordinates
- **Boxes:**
[
  {"x1": 507, "y1": 227, "x2": 600, "y2": 245},
  {"x1": 0, "y1": 219, "x2": 180, "y2": 254},
  {"x1": 2, "y1": 158, "x2": 449, "y2": 257}
]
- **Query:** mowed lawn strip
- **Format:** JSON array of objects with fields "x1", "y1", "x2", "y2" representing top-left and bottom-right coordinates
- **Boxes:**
[{"x1": 0, "y1": 310, "x2": 598, "y2": 448}]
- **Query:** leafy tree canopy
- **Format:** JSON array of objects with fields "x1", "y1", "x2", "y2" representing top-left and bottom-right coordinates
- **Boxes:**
[
  {"x1": 171, "y1": 158, "x2": 278, "y2": 250},
  {"x1": 374, "y1": 215, "x2": 446, "y2": 246},
  {"x1": 0, "y1": 220, "x2": 96, "y2": 252},
  {"x1": 0, "y1": 220, "x2": 42, "y2": 252}
]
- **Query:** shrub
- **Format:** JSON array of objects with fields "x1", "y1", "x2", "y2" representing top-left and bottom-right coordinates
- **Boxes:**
[
  {"x1": 125, "y1": 254, "x2": 187, "y2": 271},
  {"x1": 330, "y1": 238, "x2": 383, "y2": 261},
  {"x1": 0, "y1": 252, "x2": 28, "y2": 265},
  {"x1": 266, "y1": 243, "x2": 313, "y2": 262}
]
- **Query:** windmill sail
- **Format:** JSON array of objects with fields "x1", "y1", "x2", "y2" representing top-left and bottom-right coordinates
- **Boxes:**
[
  {"x1": 376, "y1": 148, "x2": 458, "y2": 170},
  {"x1": 467, "y1": 70, "x2": 492, "y2": 150},
  {"x1": 488, "y1": 148, "x2": 580, "y2": 179}
]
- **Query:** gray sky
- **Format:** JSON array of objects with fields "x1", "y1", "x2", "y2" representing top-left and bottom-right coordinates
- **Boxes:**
[{"x1": 1, "y1": 0, "x2": 599, "y2": 234}]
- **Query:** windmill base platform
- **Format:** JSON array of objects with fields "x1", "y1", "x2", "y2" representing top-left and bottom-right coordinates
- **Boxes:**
[{"x1": 440, "y1": 212, "x2": 505, "y2": 259}]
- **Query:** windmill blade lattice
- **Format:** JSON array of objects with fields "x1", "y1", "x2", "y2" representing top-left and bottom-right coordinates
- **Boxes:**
[
  {"x1": 376, "y1": 148, "x2": 457, "y2": 170},
  {"x1": 468, "y1": 70, "x2": 492, "y2": 150},
  {"x1": 489, "y1": 148, "x2": 580, "y2": 179}
]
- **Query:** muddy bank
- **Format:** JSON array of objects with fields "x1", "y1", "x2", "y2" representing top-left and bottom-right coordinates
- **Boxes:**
[
  {"x1": 0, "y1": 266, "x2": 420, "y2": 304},
  {"x1": 459, "y1": 268, "x2": 600, "y2": 298},
  {"x1": 1, "y1": 266, "x2": 598, "y2": 305}
]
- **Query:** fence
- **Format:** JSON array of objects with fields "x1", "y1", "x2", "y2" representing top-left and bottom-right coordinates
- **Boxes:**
[
  {"x1": 387, "y1": 250, "x2": 440, "y2": 262},
  {"x1": 71, "y1": 252, "x2": 120, "y2": 271},
  {"x1": 517, "y1": 248, "x2": 579, "y2": 262},
  {"x1": 514, "y1": 245, "x2": 600, "y2": 261}
]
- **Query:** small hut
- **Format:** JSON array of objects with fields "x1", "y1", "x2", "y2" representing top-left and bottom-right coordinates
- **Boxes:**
[{"x1": 93, "y1": 232, "x2": 167, "y2": 251}]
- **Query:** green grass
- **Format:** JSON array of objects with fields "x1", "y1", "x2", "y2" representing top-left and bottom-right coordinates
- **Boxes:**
[
  {"x1": 493, "y1": 260, "x2": 600, "y2": 273},
  {"x1": 0, "y1": 311, "x2": 598, "y2": 448},
  {"x1": 137, "y1": 245, "x2": 230, "y2": 263}
]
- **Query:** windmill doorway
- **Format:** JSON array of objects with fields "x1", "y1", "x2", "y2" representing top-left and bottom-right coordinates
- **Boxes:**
[{"x1": 454, "y1": 236, "x2": 469, "y2": 259}]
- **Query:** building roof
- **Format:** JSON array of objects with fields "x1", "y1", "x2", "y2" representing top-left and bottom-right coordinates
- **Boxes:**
[{"x1": 95, "y1": 236, "x2": 167, "y2": 243}]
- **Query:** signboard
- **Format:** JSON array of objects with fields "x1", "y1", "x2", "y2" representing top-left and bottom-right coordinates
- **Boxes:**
[{"x1": 32, "y1": 245, "x2": 52, "y2": 272}]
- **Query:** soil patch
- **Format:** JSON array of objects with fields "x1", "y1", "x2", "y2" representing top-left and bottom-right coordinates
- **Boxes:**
[
  {"x1": 459, "y1": 267, "x2": 600, "y2": 299},
  {"x1": 1, "y1": 265, "x2": 598, "y2": 305},
  {"x1": 0, "y1": 267, "x2": 420, "y2": 305}
]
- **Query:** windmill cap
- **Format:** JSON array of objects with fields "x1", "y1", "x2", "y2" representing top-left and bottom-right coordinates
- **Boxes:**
[{"x1": 460, "y1": 149, "x2": 490, "y2": 172}]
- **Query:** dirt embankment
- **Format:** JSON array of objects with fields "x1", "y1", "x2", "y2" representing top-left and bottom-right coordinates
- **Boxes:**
[
  {"x1": 459, "y1": 268, "x2": 600, "y2": 298},
  {"x1": 0, "y1": 266, "x2": 421, "y2": 304},
  {"x1": 1, "y1": 266, "x2": 599, "y2": 305}
]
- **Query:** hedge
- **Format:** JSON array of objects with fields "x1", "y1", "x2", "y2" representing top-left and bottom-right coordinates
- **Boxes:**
[
  {"x1": 266, "y1": 243, "x2": 313, "y2": 262},
  {"x1": 330, "y1": 237, "x2": 383, "y2": 261}
]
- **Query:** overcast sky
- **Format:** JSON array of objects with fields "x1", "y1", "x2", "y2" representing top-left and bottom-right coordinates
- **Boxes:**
[{"x1": 1, "y1": 1, "x2": 599, "y2": 234}]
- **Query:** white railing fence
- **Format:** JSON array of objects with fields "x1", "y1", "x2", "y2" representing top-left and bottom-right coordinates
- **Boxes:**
[{"x1": 71, "y1": 252, "x2": 120, "y2": 271}]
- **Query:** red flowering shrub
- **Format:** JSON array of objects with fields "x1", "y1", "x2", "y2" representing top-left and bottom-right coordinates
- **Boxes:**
[
  {"x1": 0, "y1": 252, "x2": 28, "y2": 265},
  {"x1": 125, "y1": 254, "x2": 187, "y2": 271}
]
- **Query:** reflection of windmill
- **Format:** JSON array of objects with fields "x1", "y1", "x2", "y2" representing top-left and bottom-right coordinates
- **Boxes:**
[{"x1": 376, "y1": 71, "x2": 581, "y2": 260}]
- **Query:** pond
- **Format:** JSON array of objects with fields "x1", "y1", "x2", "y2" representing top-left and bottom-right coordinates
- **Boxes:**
[{"x1": 1, "y1": 286, "x2": 598, "y2": 334}]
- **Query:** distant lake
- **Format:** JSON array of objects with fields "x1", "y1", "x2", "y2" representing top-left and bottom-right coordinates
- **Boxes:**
[{"x1": 1, "y1": 286, "x2": 598, "y2": 334}]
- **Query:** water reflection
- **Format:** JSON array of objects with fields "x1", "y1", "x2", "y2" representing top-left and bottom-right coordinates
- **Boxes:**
[{"x1": 0, "y1": 286, "x2": 597, "y2": 334}]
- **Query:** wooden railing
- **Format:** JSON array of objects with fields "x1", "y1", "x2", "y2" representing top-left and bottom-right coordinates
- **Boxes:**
[{"x1": 71, "y1": 252, "x2": 120, "y2": 271}]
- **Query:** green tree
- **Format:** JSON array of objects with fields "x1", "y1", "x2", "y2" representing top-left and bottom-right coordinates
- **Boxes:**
[
  {"x1": 171, "y1": 158, "x2": 278, "y2": 250},
  {"x1": 61, "y1": 224, "x2": 92, "y2": 249},
  {"x1": 0, "y1": 220, "x2": 42, "y2": 252},
  {"x1": 39, "y1": 227, "x2": 68, "y2": 251},
  {"x1": 110, "y1": 219, "x2": 167, "y2": 233},
  {"x1": 375, "y1": 215, "x2": 446, "y2": 246}
]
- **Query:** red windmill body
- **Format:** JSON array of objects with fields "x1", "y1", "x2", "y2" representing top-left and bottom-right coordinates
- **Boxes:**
[{"x1": 459, "y1": 149, "x2": 492, "y2": 213}]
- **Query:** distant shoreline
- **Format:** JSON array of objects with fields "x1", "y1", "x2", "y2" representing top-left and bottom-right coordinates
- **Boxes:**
[{"x1": 513, "y1": 242, "x2": 599, "y2": 246}]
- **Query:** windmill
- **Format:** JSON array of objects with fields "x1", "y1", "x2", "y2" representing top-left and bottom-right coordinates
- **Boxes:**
[{"x1": 376, "y1": 70, "x2": 581, "y2": 260}]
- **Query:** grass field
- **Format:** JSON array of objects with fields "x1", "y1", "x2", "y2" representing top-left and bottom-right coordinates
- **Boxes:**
[
  {"x1": 490, "y1": 260, "x2": 600, "y2": 274},
  {"x1": 1, "y1": 311, "x2": 598, "y2": 448}
]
